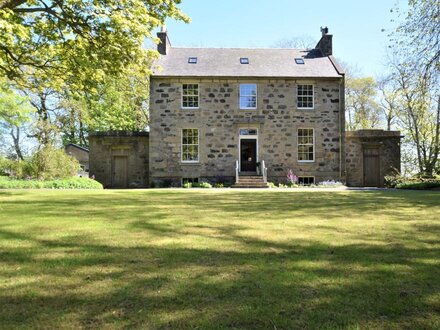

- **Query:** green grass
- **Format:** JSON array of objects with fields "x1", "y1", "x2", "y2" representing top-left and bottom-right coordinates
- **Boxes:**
[{"x1": 0, "y1": 189, "x2": 439, "y2": 329}]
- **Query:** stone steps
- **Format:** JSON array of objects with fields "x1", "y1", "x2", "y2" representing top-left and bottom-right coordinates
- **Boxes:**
[{"x1": 231, "y1": 174, "x2": 269, "y2": 188}]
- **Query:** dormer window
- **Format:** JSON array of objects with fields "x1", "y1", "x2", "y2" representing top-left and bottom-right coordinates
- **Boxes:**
[
  {"x1": 295, "y1": 58, "x2": 305, "y2": 64},
  {"x1": 188, "y1": 57, "x2": 197, "y2": 64},
  {"x1": 240, "y1": 58, "x2": 249, "y2": 64}
]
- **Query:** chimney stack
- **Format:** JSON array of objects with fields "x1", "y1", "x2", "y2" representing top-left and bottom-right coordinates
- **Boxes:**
[
  {"x1": 315, "y1": 26, "x2": 332, "y2": 56},
  {"x1": 157, "y1": 26, "x2": 171, "y2": 55}
]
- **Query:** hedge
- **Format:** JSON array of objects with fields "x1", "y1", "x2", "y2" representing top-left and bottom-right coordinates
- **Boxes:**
[
  {"x1": 396, "y1": 181, "x2": 440, "y2": 190},
  {"x1": 0, "y1": 176, "x2": 103, "y2": 189}
]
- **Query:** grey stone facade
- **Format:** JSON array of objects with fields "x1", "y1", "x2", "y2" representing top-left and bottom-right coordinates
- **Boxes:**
[
  {"x1": 149, "y1": 78, "x2": 345, "y2": 186},
  {"x1": 89, "y1": 132, "x2": 149, "y2": 188}
]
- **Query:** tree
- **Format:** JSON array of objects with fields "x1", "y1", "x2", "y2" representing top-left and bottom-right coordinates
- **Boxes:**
[
  {"x1": 388, "y1": 0, "x2": 440, "y2": 176},
  {"x1": 61, "y1": 66, "x2": 150, "y2": 142},
  {"x1": 272, "y1": 35, "x2": 317, "y2": 49},
  {"x1": 389, "y1": 56, "x2": 439, "y2": 177},
  {"x1": 345, "y1": 77, "x2": 381, "y2": 130},
  {"x1": 392, "y1": 0, "x2": 439, "y2": 77},
  {"x1": 0, "y1": 77, "x2": 31, "y2": 159},
  {"x1": 0, "y1": 0, "x2": 188, "y2": 89},
  {"x1": 377, "y1": 76, "x2": 399, "y2": 131}
]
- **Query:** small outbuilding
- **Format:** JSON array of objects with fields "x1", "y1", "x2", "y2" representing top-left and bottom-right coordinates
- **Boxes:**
[
  {"x1": 89, "y1": 131, "x2": 149, "y2": 188},
  {"x1": 345, "y1": 130, "x2": 401, "y2": 187}
]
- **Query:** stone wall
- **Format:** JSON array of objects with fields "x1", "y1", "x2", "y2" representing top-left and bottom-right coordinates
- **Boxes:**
[
  {"x1": 89, "y1": 132, "x2": 149, "y2": 188},
  {"x1": 149, "y1": 77, "x2": 345, "y2": 186},
  {"x1": 345, "y1": 130, "x2": 401, "y2": 187}
]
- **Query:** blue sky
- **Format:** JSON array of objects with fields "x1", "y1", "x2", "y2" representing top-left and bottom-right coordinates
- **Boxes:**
[{"x1": 164, "y1": 0, "x2": 407, "y2": 77}]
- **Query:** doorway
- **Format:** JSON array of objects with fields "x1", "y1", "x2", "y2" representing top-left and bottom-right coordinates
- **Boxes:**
[
  {"x1": 240, "y1": 139, "x2": 257, "y2": 172},
  {"x1": 363, "y1": 148, "x2": 380, "y2": 187},
  {"x1": 112, "y1": 156, "x2": 128, "y2": 188}
]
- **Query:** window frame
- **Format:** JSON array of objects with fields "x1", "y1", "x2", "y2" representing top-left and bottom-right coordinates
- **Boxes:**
[
  {"x1": 297, "y1": 84, "x2": 314, "y2": 109},
  {"x1": 181, "y1": 128, "x2": 200, "y2": 163},
  {"x1": 182, "y1": 177, "x2": 199, "y2": 185},
  {"x1": 297, "y1": 128, "x2": 315, "y2": 163},
  {"x1": 181, "y1": 84, "x2": 199, "y2": 109},
  {"x1": 239, "y1": 83, "x2": 257, "y2": 110},
  {"x1": 188, "y1": 57, "x2": 197, "y2": 64},
  {"x1": 298, "y1": 176, "x2": 315, "y2": 185}
]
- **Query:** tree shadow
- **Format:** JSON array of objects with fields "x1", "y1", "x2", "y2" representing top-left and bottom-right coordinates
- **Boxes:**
[{"x1": 0, "y1": 190, "x2": 439, "y2": 328}]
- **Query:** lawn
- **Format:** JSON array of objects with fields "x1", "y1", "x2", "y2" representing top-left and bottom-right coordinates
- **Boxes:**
[{"x1": 0, "y1": 189, "x2": 439, "y2": 329}]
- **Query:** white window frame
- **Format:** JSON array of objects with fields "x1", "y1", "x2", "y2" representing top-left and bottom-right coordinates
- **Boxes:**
[
  {"x1": 181, "y1": 128, "x2": 199, "y2": 163},
  {"x1": 297, "y1": 84, "x2": 314, "y2": 109},
  {"x1": 181, "y1": 84, "x2": 199, "y2": 109},
  {"x1": 298, "y1": 176, "x2": 315, "y2": 185},
  {"x1": 239, "y1": 83, "x2": 257, "y2": 110},
  {"x1": 297, "y1": 128, "x2": 315, "y2": 163}
]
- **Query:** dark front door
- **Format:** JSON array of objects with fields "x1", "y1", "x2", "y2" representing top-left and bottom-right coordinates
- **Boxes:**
[
  {"x1": 363, "y1": 148, "x2": 380, "y2": 187},
  {"x1": 240, "y1": 139, "x2": 257, "y2": 172}
]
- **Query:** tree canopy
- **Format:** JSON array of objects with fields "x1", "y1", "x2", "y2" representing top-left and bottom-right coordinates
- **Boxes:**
[{"x1": 0, "y1": 0, "x2": 188, "y2": 89}]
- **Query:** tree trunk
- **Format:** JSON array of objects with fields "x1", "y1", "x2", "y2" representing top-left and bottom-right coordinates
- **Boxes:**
[{"x1": 10, "y1": 125, "x2": 24, "y2": 160}]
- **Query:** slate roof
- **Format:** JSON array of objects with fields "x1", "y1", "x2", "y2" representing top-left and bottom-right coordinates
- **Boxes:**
[{"x1": 152, "y1": 47, "x2": 343, "y2": 78}]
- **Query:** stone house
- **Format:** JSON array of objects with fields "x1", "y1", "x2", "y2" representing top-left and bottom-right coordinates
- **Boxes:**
[
  {"x1": 149, "y1": 27, "x2": 345, "y2": 187},
  {"x1": 89, "y1": 28, "x2": 401, "y2": 188}
]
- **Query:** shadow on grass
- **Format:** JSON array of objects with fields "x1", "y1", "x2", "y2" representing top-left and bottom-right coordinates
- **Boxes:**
[{"x1": 0, "y1": 190, "x2": 439, "y2": 328}]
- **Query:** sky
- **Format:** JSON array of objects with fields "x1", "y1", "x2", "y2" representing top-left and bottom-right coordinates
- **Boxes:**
[{"x1": 164, "y1": 0, "x2": 408, "y2": 77}]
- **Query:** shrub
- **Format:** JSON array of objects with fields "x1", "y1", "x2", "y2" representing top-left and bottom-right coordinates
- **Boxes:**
[
  {"x1": 385, "y1": 174, "x2": 440, "y2": 190},
  {"x1": 384, "y1": 175, "x2": 407, "y2": 188},
  {"x1": 214, "y1": 183, "x2": 224, "y2": 188},
  {"x1": 183, "y1": 182, "x2": 192, "y2": 188},
  {"x1": 268, "y1": 182, "x2": 276, "y2": 188},
  {"x1": 287, "y1": 169, "x2": 298, "y2": 186},
  {"x1": 317, "y1": 180, "x2": 345, "y2": 187},
  {"x1": 0, "y1": 176, "x2": 103, "y2": 189},
  {"x1": 30, "y1": 145, "x2": 80, "y2": 180},
  {"x1": 396, "y1": 181, "x2": 440, "y2": 190},
  {"x1": 198, "y1": 181, "x2": 212, "y2": 188}
]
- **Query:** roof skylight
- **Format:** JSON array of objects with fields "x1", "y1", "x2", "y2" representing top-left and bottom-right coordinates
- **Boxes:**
[
  {"x1": 188, "y1": 57, "x2": 197, "y2": 64},
  {"x1": 240, "y1": 58, "x2": 249, "y2": 64},
  {"x1": 295, "y1": 58, "x2": 305, "y2": 64}
]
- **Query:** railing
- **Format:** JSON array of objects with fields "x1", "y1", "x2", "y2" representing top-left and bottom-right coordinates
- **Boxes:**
[
  {"x1": 260, "y1": 160, "x2": 268, "y2": 183},
  {"x1": 235, "y1": 160, "x2": 239, "y2": 183}
]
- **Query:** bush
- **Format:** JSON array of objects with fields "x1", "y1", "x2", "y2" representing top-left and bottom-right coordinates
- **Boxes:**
[
  {"x1": 316, "y1": 180, "x2": 345, "y2": 187},
  {"x1": 198, "y1": 181, "x2": 212, "y2": 188},
  {"x1": 385, "y1": 175, "x2": 440, "y2": 190},
  {"x1": 30, "y1": 145, "x2": 80, "y2": 180},
  {"x1": 182, "y1": 181, "x2": 212, "y2": 188},
  {"x1": 0, "y1": 176, "x2": 103, "y2": 189},
  {"x1": 1, "y1": 146, "x2": 80, "y2": 180},
  {"x1": 396, "y1": 181, "x2": 440, "y2": 190},
  {"x1": 214, "y1": 183, "x2": 224, "y2": 188},
  {"x1": 268, "y1": 182, "x2": 276, "y2": 188}
]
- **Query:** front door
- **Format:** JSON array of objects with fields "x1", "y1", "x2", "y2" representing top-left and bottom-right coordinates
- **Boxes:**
[
  {"x1": 363, "y1": 148, "x2": 380, "y2": 187},
  {"x1": 112, "y1": 156, "x2": 128, "y2": 188},
  {"x1": 240, "y1": 139, "x2": 257, "y2": 172}
]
